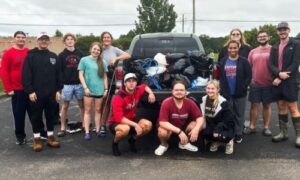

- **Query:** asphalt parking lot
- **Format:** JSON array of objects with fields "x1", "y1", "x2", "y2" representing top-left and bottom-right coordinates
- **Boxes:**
[{"x1": 0, "y1": 96, "x2": 299, "y2": 180}]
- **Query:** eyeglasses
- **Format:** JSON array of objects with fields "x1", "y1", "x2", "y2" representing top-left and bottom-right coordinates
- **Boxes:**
[{"x1": 231, "y1": 33, "x2": 241, "y2": 36}]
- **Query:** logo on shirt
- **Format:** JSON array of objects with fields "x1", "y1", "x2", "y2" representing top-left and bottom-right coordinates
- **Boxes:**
[
  {"x1": 171, "y1": 113, "x2": 188, "y2": 119},
  {"x1": 50, "y1": 58, "x2": 56, "y2": 65}
]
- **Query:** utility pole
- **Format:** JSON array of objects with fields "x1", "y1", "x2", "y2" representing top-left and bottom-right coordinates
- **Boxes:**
[
  {"x1": 193, "y1": 0, "x2": 195, "y2": 33},
  {"x1": 182, "y1": 14, "x2": 185, "y2": 32}
]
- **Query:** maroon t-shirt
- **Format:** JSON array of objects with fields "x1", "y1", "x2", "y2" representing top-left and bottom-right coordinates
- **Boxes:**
[{"x1": 158, "y1": 97, "x2": 202, "y2": 128}]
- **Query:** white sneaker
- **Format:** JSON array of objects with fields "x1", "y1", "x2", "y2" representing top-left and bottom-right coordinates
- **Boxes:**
[
  {"x1": 154, "y1": 144, "x2": 169, "y2": 156},
  {"x1": 225, "y1": 139, "x2": 234, "y2": 155},
  {"x1": 209, "y1": 142, "x2": 221, "y2": 152},
  {"x1": 178, "y1": 142, "x2": 198, "y2": 152}
]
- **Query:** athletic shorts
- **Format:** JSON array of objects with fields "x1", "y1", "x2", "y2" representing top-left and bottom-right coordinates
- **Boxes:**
[
  {"x1": 61, "y1": 84, "x2": 84, "y2": 101},
  {"x1": 272, "y1": 81, "x2": 299, "y2": 102},
  {"x1": 248, "y1": 84, "x2": 275, "y2": 104}
]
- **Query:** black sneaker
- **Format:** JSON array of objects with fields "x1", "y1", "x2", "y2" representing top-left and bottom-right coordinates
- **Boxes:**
[
  {"x1": 243, "y1": 127, "x2": 256, "y2": 135},
  {"x1": 112, "y1": 142, "x2": 121, "y2": 156},
  {"x1": 16, "y1": 138, "x2": 26, "y2": 145},
  {"x1": 128, "y1": 137, "x2": 137, "y2": 153},
  {"x1": 98, "y1": 126, "x2": 107, "y2": 137},
  {"x1": 234, "y1": 135, "x2": 243, "y2": 144}
]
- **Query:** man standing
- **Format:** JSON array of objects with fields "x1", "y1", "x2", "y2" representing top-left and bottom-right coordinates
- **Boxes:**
[
  {"x1": 22, "y1": 32, "x2": 63, "y2": 152},
  {"x1": 243, "y1": 31, "x2": 274, "y2": 136},
  {"x1": 269, "y1": 22, "x2": 300, "y2": 148},
  {"x1": 1, "y1": 31, "x2": 46, "y2": 145},
  {"x1": 108, "y1": 73, "x2": 156, "y2": 156},
  {"x1": 57, "y1": 33, "x2": 84, "y2": 137},
  {"x1": 154, "y1": 80, "x2": 205, "y2": 156}
]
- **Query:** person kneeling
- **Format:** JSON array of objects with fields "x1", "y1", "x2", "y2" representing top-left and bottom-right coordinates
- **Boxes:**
[
  {"x1": 155, "y1": 80, "x2": 205, "y2": 156},
  {"x1": 200, "y1": 80, "x2": 235, "y2": 155},
  {"x1": 108, "y1": 73, "x2": 156, "y2": 156}
]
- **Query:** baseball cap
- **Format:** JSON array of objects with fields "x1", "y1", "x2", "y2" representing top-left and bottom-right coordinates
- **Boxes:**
[
  {"x1": 277, "y1": 21, "x2": 289, "y2": 30},
  {"x1": 37, "y1": 32, "x2": 50, "y2": 40},
  {"x1": 124, "y1": 73, "x2": 137, "y2": 82}
]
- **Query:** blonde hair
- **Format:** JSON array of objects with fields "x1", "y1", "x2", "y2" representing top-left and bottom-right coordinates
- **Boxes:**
[
  {"x1": 224, "y1": 28, "x2": 250, "y2": 47},
  {"x1": 90, "y1": 42, "x2": 104, "y2": 78},
  {"x1": 206, "y1": 79, "x2": 220, "y2": 108}
]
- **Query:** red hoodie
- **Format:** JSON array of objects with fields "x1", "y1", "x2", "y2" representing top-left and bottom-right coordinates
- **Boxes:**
[
  {"x1": 109, "y1": 84, "x2": 146, "y2": 125},
  {"x1": 0, "y1": 47, "x2": 29, "y2": 93}
]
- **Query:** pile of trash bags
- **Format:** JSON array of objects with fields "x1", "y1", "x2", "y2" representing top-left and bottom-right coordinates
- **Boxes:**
[{"x1": 125, "y1": 51, "x2": 214, "y2": 90}]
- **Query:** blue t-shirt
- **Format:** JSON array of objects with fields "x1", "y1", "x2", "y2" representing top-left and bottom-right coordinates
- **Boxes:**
[
  {"x1": 78, "y1": 56, "x2": 108, "y2": 96},
  {"x1": 224, "y1": 59, "x2": 237, "y2": 95}
]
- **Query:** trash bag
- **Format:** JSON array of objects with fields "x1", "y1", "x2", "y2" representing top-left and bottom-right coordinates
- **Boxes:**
[
  {"x1": 174, "y1": 74, "x2": 191, "y2": 88},
  {"x1": 161, "y1": 73, "x2": 173, "y2": 88},
  {"x1": 183, "y1": 65, "x2": 197, "y2": 80},
  {"x1": 131, "y1": 59, "x2": 147, "y2": 76},
  {"x1": 146, "y1": 65, "x2": 166, "y2": 76},
  {"x1": 169, "y1": 58, "x2": 190, "y2": 74},
  {"x1": 166, "y1": 53, "x2": 186, "y2": 64}
]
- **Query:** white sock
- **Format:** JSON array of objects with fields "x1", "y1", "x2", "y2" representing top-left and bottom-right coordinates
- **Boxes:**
[
  {"x1": 47, "y1": 131, "x2": 54, "y2": 136},
  {"x1": 33, "y1": 133, "x2": 40, "y2": 138}
]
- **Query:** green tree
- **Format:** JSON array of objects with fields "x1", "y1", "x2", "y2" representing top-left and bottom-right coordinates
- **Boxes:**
[
  {"x1": 244, "y1": 24, "x2": 279, "y2": 47},
  {"x1": 76, "y1": 35, "x2": 99, "y2": 55},
  {"x1": 134, "y1": 0, "x2": 177, "y2": 34},
  {"x1": 54, "y1": 29, "x2": 63, "y2": 37},
  {"x1": 199, "y1": 35, "x2": 225, "y2": 53}
]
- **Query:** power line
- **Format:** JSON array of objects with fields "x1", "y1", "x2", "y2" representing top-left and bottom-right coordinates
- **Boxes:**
[{"x1": 0, "y1": 23, "x2": 135, "y2": 27}]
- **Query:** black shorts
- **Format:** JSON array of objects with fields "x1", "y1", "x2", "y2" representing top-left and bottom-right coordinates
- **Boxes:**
[
  {"x1": 248, "y1": 85, "x2": 275, "y2": 104},
  {"x1": 272, "y1": 81, "x2": 299, "y2": 102},
  {"x1": 85, "y1": 95, "x2": 103, "y2": 99},
  {"x1": 109, "y1": 122, "x2": 137, "y2": 135}
]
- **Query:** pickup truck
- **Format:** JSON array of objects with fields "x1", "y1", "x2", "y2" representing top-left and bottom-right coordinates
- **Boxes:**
[{"x1": 122, "y1": 32, "x2": 212, "y2": 121}]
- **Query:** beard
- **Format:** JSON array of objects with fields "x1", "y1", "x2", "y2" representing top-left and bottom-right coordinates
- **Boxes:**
[
  {"x1": 173, "y1": 95, "x2": 185, "y2": 101},
  {"x1": 258, "y1": 41, "x2": 269, "y2": 46}
]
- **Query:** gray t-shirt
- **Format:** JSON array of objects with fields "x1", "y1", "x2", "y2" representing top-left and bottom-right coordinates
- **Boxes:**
[{"x1": 101, "y1": 46, "x2": 125, "y2": 65}]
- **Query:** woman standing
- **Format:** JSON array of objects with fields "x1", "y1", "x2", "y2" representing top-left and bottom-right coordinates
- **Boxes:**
[
  {"x1": 99, "y1": 31, "x2": 131, "y2": 136},
  {"x1": 218, "y1": 28, "x2": 252, "y2": 61},
  {"x1": 218, "y1": 40, "x2": 252, "y2": 144},
  {"x1": 78, "y1": 42, "x2": 108, "y2": 140},
  {"x1": 201, "y1": 80, "x2": 235, "y2": 154}
]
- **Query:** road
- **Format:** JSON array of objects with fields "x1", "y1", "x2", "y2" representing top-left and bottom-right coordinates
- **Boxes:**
[{"x1": 0, "y1": 96, "x2": 299, "y2": 180}]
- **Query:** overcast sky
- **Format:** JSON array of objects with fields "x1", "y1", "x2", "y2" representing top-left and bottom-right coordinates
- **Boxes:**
[{"x1": 0, "y1": 0, "x2": 299, "y2": 38}]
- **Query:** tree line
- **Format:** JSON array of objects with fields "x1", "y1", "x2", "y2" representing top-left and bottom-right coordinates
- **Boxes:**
[{"x1": 53, "y1": 0, "x2": 300, "y2": 55}]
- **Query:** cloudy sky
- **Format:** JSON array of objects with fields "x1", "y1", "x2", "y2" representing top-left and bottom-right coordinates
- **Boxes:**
[{"x1": 0, "y1": 0, "x2": 299, "y2": 38}]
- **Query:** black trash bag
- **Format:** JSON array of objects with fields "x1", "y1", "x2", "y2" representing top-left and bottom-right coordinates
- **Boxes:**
[
  {"x1": 174, "y1": 74, "x2": 191, "y2": 88},
  {"x1": 131, "y1": 59, "x2": 147, "y2": 76},
  {"x1": 166, "y1": 53, "x2": 186, "y2": 64},
  {"x1": 161, "y1": 73, "x2": 173, "y2": 88},
  {"x1": 190, "y1": 54, "x2": 214, "y2": 71},
  {"x1": 183, "y1": 65, "x2": 197, "y2": 80},
  {"x1": 169, "y1": 58, "x2": 190, "y2": 74}
]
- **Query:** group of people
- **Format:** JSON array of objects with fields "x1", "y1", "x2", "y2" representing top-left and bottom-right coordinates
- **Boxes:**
[{"x1": 1, "y1": 21, "x2": 300, "y2": 156}]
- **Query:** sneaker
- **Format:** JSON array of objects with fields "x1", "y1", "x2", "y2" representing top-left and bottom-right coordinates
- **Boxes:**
[
  {"x1": 154, "y1": 144, "x2": 169, "y2": 156},
  {"x1": 128, "y1": 137, "x2": 137, "y2": 153},
  {"x1": 84, "y1": 133, "x2": 92, "y2": 141},
  {"x1": 262, "y1": 128, "x2": 272, "y2": 136},
  {"x1": 178, "y1": 142, "x2": 198, "y2": 152},
  {"x1": 243, "y1": 127, "x2": 256, "y2": 135},
  {"x1": 225, "y1": 139, "x2": 234, "y2": 154},
  {"x1": 234, "y1": 135, "x2": 243, "y2": 144},
  {"x1": 47, "y1": 136, "x2": 60, "y2": 148},
  {"x1": 33, "y1": 138, "x2": 43, "y2": 152},
  {"x1": 209, "y1": 142, "x2": 221, "y2": 152},
  {"x1": 112, "y1": 142, "x2": 121, "y2": 156},
  {"x1": 98, "y1": 126, "x2": 107, "y2": 137},
  {"x1": 57, "y1": 130, "x2": 66, "y2": 137},
  {"x1": 16, "y1": 138, "x2": 26, "y2": 145}
]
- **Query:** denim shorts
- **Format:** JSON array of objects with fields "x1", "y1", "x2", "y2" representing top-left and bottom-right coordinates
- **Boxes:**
[{"x1": 61, "y1": 84, "x2": 84, "y2": 101}]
